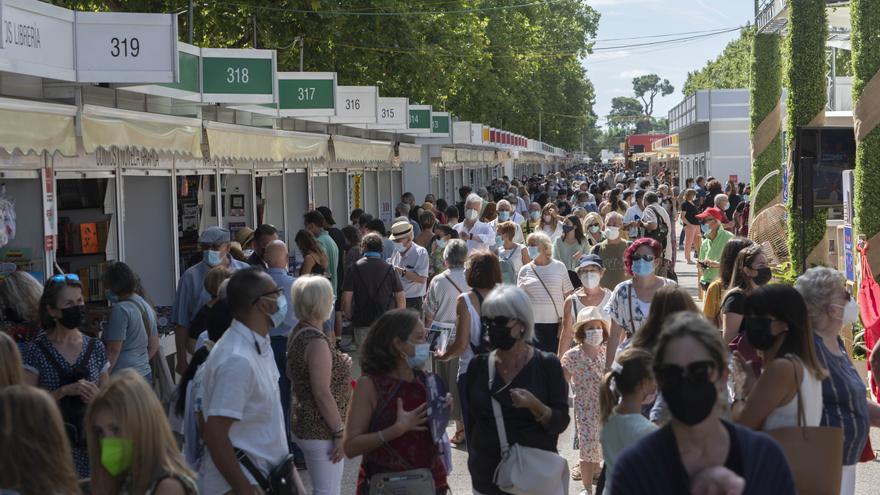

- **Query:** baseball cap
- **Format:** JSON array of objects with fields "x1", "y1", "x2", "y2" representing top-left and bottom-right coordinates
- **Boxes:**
[
  {"x1": 696, "y1": 207, "x2": 725, "y2": 223},
  {"x1": 576, "y1": 254, "x2": 604, "y2": 271}
]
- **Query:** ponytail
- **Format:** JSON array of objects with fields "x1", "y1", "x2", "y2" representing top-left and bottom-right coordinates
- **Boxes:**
[{"x1": 599, "y1": 348, "x2": 654, "y2": 424}]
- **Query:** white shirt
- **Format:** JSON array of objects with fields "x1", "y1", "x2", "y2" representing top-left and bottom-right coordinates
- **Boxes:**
[
  {"x1": 453, "y1": 220, "x2": 496, "y2": 252},
  {"x1": 541, "y1": 222, "x2": 564, "y2": 243},
  {"x1": 641, "y1": 203, "x2": 674, "y2": 261},
  {"x1": 425, "y1": 267, "x2": 469, "y2": 323},
  {"x1": 390, "y1": 243, "x2": 430, "y2": 298},
  {"x1": 200, "y1": 320, "x2": 288, "y2": 494},
  {"x1": 517, "y1": 260, "x2": 574, "y2": 324},
  {"x1": 623, "y1": 204, "x2": 644, "y2": 238},
  {"x1": 516, "y1": 196, "x2": 529, "y2": 216},
  {"x1": 489, "y1": 216, "x2": 525, "y2": 244}
]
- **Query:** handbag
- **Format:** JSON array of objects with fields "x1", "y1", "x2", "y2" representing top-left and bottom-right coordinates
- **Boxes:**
[
  {"x1": 125, "y1": 299, "x2": 175, "y2": 408},
  {"x1": 234, "y1": 449, "x2": 305, "y2": 495},
  {"x1": 488, "y1": 350, "x2": 569, "y2": 495},
  {"x1": 766, "y1": 357, "x2": 843, "y2": 495}
]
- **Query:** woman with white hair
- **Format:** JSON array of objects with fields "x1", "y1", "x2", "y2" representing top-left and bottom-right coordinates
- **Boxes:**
[
  {"x1": 490, "y1": 199, "x2": 524, "y2": 244},
  {"x1": 794, "y1": 267, "x2": 880, "y2": 495},
  {"x1": 286, "y1": 275, "x2": 352, "y2": 494},
  {"x1": 518, "y1": 232, "x2": 574, "y2": 354},
  {"x1": 464, "y1": 285, "x2": 570, "y2": 495}
]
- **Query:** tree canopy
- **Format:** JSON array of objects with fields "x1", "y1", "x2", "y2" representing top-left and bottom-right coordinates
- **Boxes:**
[
  {"x1": 682, "y1": 27, "x2": 755, "y2": 96},
  {"x1": 53, "y1": 0, "x2": 600, "y2": 151},
  {"x1": 632, "y1": 74, "x2": 673, "y2": 117}
]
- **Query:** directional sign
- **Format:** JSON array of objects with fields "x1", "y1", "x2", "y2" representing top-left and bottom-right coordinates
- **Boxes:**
[
  {"x1": 201, "y1": 48, "x2": 276, "y2": 104},
  {"x1": 278, "y1": 72, "x2": 335, "y2": 117},
  {"x1": 0, "y1": 0, "x2": 75, "y2": 81},
  {"x1": 431, "y1": 112, "x2": 450, "y2": 136},
  {"x1": 74, "y1": 12, "x2": 177, "y2": 83},
  {"x1": 329, "y1": 86, "x2": 378, "y2": 123},
  {"x1": 409, "y1": 105, "x2": 431, "y2": 133}
]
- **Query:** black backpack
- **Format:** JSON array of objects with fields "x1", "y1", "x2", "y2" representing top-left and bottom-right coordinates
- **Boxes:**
[
  {"x1": 37, "y1": 338, "x2": 96, "y2": 448},
  {"x1": 644, "y1": 205, "x2": 669, "y2": 250}
]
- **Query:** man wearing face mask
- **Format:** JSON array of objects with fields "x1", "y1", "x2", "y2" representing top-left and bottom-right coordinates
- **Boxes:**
[
  {"x1": 201, "y1": 268, "x2": 299, "y2": 495},
  {"x1": 489, "y1": 200, "x2": 525, "y2": 244},
  {"x1": 510, "y1": 187, "x2": 529, "y2": 217},
  {"x1": 696, "y1": 207, "x2": 733, "y2": 295},
  {"x1": 590, "y1": 212, "x2": 631, "y2": 290},
  {"x1": 453, "y1": 193, "x2": 496, "y2": 252},
  {"x1": 172, "y1": 226, "x2": 249, "y2": 375},
  {"x1": 246, "y1": 224, "x2": 279, "y2": 270},
  {"x1": 521, "y1": 202, "x2": 542, "y2": 237},
  {"x1": 713, "y1": 194, "x2": 734, "y2": 231},
  {"x1": 389, "y1": 221, "x2": 429, "y2": 311}
]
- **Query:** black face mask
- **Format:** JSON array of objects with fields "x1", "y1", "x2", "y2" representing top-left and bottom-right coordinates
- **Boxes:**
[
  {"x1": 58, "y1": 305, "x2": 87, "y2": 329},
  {"x1": 483, "y1": 317, "x2": 518, "y2": 351},
  {"x1": 658, "y1": 363, "x2": 718, "y2": 426},
  {"x1": 752, "y1": 267, "x2": 772, "y2": 286},
  {"x1": 743, "y1": 316, "x2": 776, "y2": 350}
]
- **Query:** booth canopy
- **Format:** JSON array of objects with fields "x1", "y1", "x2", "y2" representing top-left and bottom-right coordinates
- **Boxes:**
[
  {"x1": 332, "y1": 135, "x2": 391, "y2": 163},
  {"x1": 0, "y1": 97, "x2": 77, "y2": 156},
  {"x1": 398, "y1": 143, "x2": 421, "y2": 164},
  {"x1": 205, "y1": 121, "x2": 329, "y2": 163},
  {"x1": 82, "y1": 105, "x2": 202, "y2": 157},
  {"x1": 441, "y1": 147, "x2": 457, "y2": 164}
]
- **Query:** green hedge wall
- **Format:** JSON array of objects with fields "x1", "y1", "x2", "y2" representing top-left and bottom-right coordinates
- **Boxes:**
[
  {"x1": 852, "y1": 0, "x2": 880, "y2": 239},
  {"x1": 784, "y1": 0, "x2": 828, "y2": 272},
  {"x1": 750, "y1": 33, "x2": 782, "y2": 211}
]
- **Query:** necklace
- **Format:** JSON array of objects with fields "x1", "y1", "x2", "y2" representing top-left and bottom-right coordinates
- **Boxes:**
[{"x1": 497, "y1": 345, "x2": 530, "y2": 378}]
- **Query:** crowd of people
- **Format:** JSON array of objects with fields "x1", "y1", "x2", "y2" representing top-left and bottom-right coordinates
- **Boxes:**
[{"x1": 1, "y1": 165, "x2": 879, "y2": 495}]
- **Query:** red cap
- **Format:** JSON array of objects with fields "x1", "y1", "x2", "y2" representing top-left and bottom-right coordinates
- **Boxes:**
[{"x1": 696, "y1": 207, "x2": 725, "y2": 223}]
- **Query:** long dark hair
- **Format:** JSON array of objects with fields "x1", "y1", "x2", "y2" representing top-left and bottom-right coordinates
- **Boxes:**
[
  {"x1": 608, "y1": 188, "x2": 626, "y2": 212},
  {"x1": 295, "y1": 229, "x2": 328, "y2": 266},
  {"x1": 727, "y1": 244, "x2": 763, "y2": 292},
  {"x1": 630, "y1": 285, "x2": 699, "y2": 350},
  {"x1": 718, "y1": 238, "x2": 754, "y2": 288},
  {"x1": 743, "y1": 284, "x2": 827, "y2": 380},
  {"x1": 565, "y1": 215, "x2": 586, "y2": 245},
  {"x1": 361, "y1": 309, "x2": 420, "y2": 375}
]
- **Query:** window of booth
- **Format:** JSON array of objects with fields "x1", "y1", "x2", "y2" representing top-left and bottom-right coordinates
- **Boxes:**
[{"x1": 0, "y1": 177, "x2": 46, "y2": 281}]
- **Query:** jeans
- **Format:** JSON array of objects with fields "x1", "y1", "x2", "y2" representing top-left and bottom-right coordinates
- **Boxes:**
[
  {"x1": 270, "y1": 335, "x2": 304, "y2": 462},
  {"x1": 293, "y1": 437, "x2": 344, "y2": 495}
]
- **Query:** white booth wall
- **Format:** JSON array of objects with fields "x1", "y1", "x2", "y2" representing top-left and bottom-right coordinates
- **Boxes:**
[
  {"x1": 364, "y1": 170, "x2": 379, "y2": 216},
  {"x1": 378, "y1": 170, "x2": 393, "y2": 226},
  {"x1": 329, "y1": 171, "x2": 349, "y2": 222},
  {"x1": 392, "y1": 170, "x2": 403, "y2": 205},
  {"x1": 258, "y1": 174, "x2": 285, "y2": 229},
  {"x1": 284, "y1": 171, "x2": 309, "y2": 243},
  {"x1": 313, "y1": 174, "x2": 330, "y2": 211}
]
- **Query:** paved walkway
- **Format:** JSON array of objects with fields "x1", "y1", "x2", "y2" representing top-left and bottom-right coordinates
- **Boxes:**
[{"x1": 306, "y1": 256, "x2": 880, "y2": 494}]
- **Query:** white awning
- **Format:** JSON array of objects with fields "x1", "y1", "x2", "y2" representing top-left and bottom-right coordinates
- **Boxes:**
[
  {"x1": 332, "y1": 135, "x2": 391, "y2": 163},
  {"x1": 441, "y1": 147, "x2": 457, "y2": 163},
  {"x1": 398, "y1": 143, "x2": 422, "y2": 164},
  {"x1": 0, "y1": 97, "x2": 77, "y2": 156},
  {"x1": 82, "y1": 105, "x2": 202, "y2": 157},
  {"x1": 205, "y1": 121, "x2": 328, "y2": 162}
]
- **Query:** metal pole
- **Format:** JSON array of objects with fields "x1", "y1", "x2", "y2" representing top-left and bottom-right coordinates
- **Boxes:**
[
  {"x1": 299, "y1": 36, "x2": 304, "y2": 72},
  {"x1": 252, "y1": 15, "x2": 257, "y2": 48},
  {"x1": 188, "y1": 0, "x2": 193, "y2": 44},
  {"x1": 538, "y1": 111, "x2": 542, "y2": 142}
]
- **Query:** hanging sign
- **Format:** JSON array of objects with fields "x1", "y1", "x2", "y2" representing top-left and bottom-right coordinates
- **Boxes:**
[
  {"x1": 278, "y1": 72, "x2": 335, "y2": 117},
  {"x1": 431, "y1": 112, "x2": 450, "y2": 136},
  {"x1": 0, "y1": 0, "x2": 75, "y2": 81},
  {"x1": 371, "y1": 97, "x2": 408, "y2": 129},
  {"x1": 201, "y1": 48, "x2": 276, "y2": 104},
  {"x1": 74, "y1": 12, "x2": 177, "y2": 83},
  {"x1": 121, "y1": 42, "x2": 200, "y2": 101},
  {"x1": 408, "y1": 104, "x2": 431, "y2": 133},
  {"x1": 329, "y1": 86, "x2": 378, "y2": 124}
]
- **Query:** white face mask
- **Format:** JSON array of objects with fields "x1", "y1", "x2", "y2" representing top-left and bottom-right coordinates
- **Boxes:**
[
  {"x1": 832, "y1": 299, "x2": 859, "y2": 326},
  {"x1": 465, "y1": 208, "x2": 479, "y2": 221},
  {"x1": 582, "y1": 328, "x2": 604, "y2": 346},
  {"x1": 580, "y1": 271, "x2": 601, "y2": 289},
  {"x1": 605, "y1": 226, "x2": 620, "y2": 240}
]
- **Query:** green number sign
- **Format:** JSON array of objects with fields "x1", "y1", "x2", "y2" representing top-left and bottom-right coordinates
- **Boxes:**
[
  {"x1": 161, "y1": 50, "x2": 199, "y2": 93},
  {"x1": 278, "y1": 72, "x2": 336, "y2": 116},
  {"x1": 431, "y1": 114, "x2": 450, "y2": 134},
  {"x1": 409, "y1": 107, "x2": 431, "y2": 130},
  {"x1": 201, "y1": 48, "x2": 275, "y2": 103}
]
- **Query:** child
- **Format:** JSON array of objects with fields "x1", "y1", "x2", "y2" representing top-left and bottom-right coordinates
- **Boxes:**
[
  {"x1": 599, "y1": 348, "x2": 657, "y2": 495},
  {"x1": 562, "y1": 306, "x2": 609, "y2": 495}
]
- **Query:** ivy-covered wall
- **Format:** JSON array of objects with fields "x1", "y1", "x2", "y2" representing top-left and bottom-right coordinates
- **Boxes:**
[
  {"x1": 784, "y1": 0, "x2": 828, "y2": 272},
  {"x1": 749, "y1": 33, "x2": 782, "y2": 212},
  {"x1": 852, "y1": 0, "x2": 880, "y2": 240}
]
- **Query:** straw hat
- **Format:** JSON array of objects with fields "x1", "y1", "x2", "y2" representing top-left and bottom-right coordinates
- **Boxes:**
[{"x1": 572, "y1": 306, "x2": 609, "y2": 333}]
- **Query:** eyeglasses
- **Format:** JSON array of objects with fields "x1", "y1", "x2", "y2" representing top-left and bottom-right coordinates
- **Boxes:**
[
  {"x1": 655, "y1": 360, "x2": 717, "y2": 384},
  {"x1": 252, "y1": 288, "x2": 283, "y2": 304},
  {"x1": 631, "y1": 254, "x2": 655, "y2": 262},
  {"x1": 47, "y1": 274, "x2": 80, "y2": 286}
]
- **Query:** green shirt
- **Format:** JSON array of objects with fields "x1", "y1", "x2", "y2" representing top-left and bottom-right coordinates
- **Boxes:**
[
  {"x1": 592, "y1": 240, "x2": 631, "y2": 291},
  {"x1": 553, "y1": 237, "x2": 590, "y2": 271},
  {"x1": 316, "y1": 230, "x2": 340, "y2": 295},
  {"x1": 699, "y1": 228, "x2": 734, "y2": 284}
]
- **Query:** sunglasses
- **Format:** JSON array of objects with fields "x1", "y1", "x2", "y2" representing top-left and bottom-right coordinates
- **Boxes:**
[
  {"x1": 655, "y1": 360, "x2": 717, "y2": 384},
  {"x1": 482, "y1": 316, "x2": 515, "y2": 332},
  {"x1": 631, "y1": 254, "x2": 655, "y2": 262},
  {"x1": 47, "y1": 273, "x2": 80, "y2": 286}
]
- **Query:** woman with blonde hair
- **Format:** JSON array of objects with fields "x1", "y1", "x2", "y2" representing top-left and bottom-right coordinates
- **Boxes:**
[
  {"x1": 0, "y1": 331, "x2": 22, "y2": 388},
  {"x1": 583, "y1": 212, "x2": 605, "y2": 248},
  {"x1": 0, "y1": 270, "x2": 43, "y2": 345},
  {"x1": 539, "y1": 202, "x2": 564, "y2": 242},
  {"x1": 86, "y1": 369, "x2": 196, "y2": 494},
  {"x1": 0, "y1": 385, "x2": 80, "y2": 495}
]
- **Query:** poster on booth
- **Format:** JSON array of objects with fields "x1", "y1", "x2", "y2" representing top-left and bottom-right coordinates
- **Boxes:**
[
  {"x1": 380, "y1": 201, "x2": 392, "y2": 225},
  {"x1": 351, "y1": 174, "x2": 362, "y2": 210}
]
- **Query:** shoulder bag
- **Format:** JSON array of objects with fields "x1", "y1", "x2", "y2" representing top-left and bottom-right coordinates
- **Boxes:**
[
  {"x1": 123, "y1": 299, "x2": 175, "y2": 409},
  {"x1": 233, "y1": 448, "x2": 304, "y2": 495},
  {"x1": 488, "y1": 350, "x2": 569, "y2": 495},
  {"x1": 531, "y1": 263, "x2": 562, "y2": 326},
  {"x1": 766, "y1": 357, "x2": 843, "y2": 495},
  {"x1": 367, "y1": 379, "x2": 436, "y2": 494}
]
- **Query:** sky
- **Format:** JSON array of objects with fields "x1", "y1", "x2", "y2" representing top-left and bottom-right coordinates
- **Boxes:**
[{"x1": 584, "y1": 0, "x2": 755, "y2": 127}]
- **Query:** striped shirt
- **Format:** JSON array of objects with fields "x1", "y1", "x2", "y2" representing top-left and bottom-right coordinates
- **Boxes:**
[
  {"x1": 517, "y1": 260, "x2": 573, "y2": 324},
  {"x1": 813, "y1": 334, "x2": 869, "y2": 465}
]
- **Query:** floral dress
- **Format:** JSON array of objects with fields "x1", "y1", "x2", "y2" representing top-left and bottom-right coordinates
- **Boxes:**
[{"x1": 561, "y1": 343, "x2": 606, "y2": 463}]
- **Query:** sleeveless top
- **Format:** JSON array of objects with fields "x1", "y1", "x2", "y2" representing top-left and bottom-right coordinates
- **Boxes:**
[
  {"x1": 568, "y1": 289, "x2": 613, "y2": 320},
  {"x1": 357, "y1": 372, "x2": 448, "y2": 494},
  {"x1": 762, "y1": 356, "x2": 823, "y2": 432},
  {"x1": 286, "y1": 323, "x2": 352, "y2": 440},
  {"x1": 458, "y1": 292, "x2": 482, "y2": 376}
]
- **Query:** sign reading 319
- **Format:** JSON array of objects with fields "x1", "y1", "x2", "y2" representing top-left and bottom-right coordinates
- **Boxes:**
[{"x1": 74, "y1": 12, "x2": 178, "y2": 83}]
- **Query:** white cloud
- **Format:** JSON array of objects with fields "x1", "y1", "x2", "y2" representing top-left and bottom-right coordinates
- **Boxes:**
[{"x1": 616, "y1": 69, "x2": 650, "y2": 79}]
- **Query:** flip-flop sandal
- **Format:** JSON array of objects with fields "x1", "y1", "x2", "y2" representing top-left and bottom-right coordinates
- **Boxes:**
[{"x1": 571, "y1": 464, "x2": 582, "y2": 481}]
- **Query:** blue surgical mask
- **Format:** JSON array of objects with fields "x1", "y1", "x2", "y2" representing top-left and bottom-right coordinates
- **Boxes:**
[
  {"x1": 204, "y1": 250, "x2": 222, "y2": 267},
  {"x1": 394, "y1": 242, "x2": 407, "y2": 253},
  {"x1": 530, "y1": 211, "x2": 541, "y2": 221},
  {"x1": 527, "y1": 246, "x2": 540, "y2": 259},
  {"x1": 407, "y1": 342, "x2": 430, "y2": 369},
  {"x1": 632, "y1": 259, "x2": 654, "y2": 277},
  {"x1": 270, "y1": 294, "x2": 288, "y2": 328},
  {"x1": 498, "y1": 211, "x2": 510, "y2": 221},
  {"x1": 742, "y1": 194, "x2": 750, "y2": 203},
  {"x1": 700, "y1": 223, "x2": 711, "y2": 235},
  {"x1": 588, "y1": 225, "x2": 600, "y2": 234}
]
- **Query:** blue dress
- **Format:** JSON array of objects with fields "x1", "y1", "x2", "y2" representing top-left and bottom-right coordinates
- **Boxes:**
[{"x1": 23, "y1": 332, "x2": 108, "y2": 478}]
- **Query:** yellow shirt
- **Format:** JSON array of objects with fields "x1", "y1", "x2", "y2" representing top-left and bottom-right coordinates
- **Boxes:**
[{"x1": 703, "y1": 278, "x2": 724, "y2": 326}]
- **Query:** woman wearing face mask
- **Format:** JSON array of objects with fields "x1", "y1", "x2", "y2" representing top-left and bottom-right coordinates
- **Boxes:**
[
  {"x1": 590, "y1": 212, "x2": 630, "y2": 290},
  {"x1": 562, "y1": 306, "x2": 609, "y2": 495},
  {"x1": 679, "y1": 189, "x2": 701, "y2": 264},
  {"x1": 521, "y1": 202, "x2": 542, "y2": 237},
  {"x1": 518, "y1": 233, "x2": 574, "y2": 354},
  {"x1": 23, "y1": 274, "x2": 108, "y2": 478},
  {"x1": 287, "y1": 276, "x2": 352, "y2": 495},
  {"x1": 496, "y1": 222, "x2": 529, "y2": 284},
  {"x1": 795, "y1": 267, "x2": 880, "y2": 495},
  {"x1": 539, "y1": 203, "x2": 564, "y2": 242},
  {"x1": 583, "y1": 212, "x2": 605, "y2": 248},
  {"x1": 600, "y1": 188, "x2": 628, "y2": 217},
  {"x1": 720, "y1": 245, "x2": 772, "y2": 345},
  {"x1": 734, "y1": 185, "x2": 751, "y2": 237},
  {"x1": 343, "y1": 309, "x2": 449, "y2": 494},
  {"x1": 603, "y1": 238, "x2": 676, "y2": 370},
  {"x1": 464, "y1": 285, "x2": 571, "y2": 495},
  {"x1": 85, "y1": 370, "x2": 196, "y2": 494},
  {"x1": 702, "y1": 238, "x2": 754, "y2": 327},
  {"x1": 429, "y1": 225, "x2": 458, "y2": 279},
  {"x1": 554, "y1": 215, "x2": 592, "y2": 275},
  {"x1": 612, "y1": 312, "x2": 796, "y2": 494},
  {"x1": 100, "y1": 262, "x2": 159, "y2": 381},
  {"x1": 558, "y1": 255, "x2": 612, "y2": 358}
]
